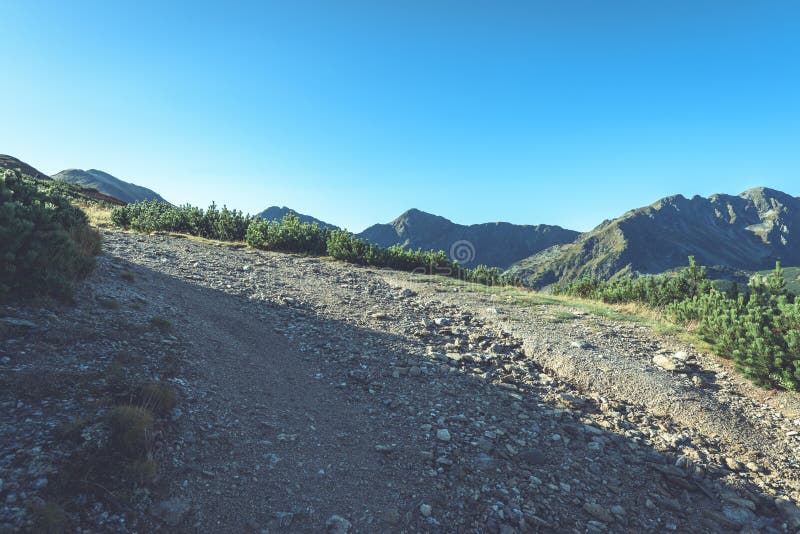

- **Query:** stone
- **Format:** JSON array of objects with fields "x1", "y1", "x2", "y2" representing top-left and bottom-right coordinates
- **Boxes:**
[
  {"x1": 419, "y1": 504, "x2": 432, "y2": 517},
  {"x1": 409, "y1": 366, "x2": 421, "y2": 377},
  {"x1": 436, "y1": 429, "x2": 451, "y2": 442},
  {"x1": 724, "y1": 457, "x2": 744, "y2": 472},
  {"x1": 433, "y1": 318, "x2": 450, "y2": 326},
  {"x1": 516, "y1": 448, "x2": 547, "y2": 466},
  {"x1": 383, "y1": 508, "x2": 401, "y2": 524},
  {"x1": 326, "y1": 515, "x2": 351, "y2": 533},
  {"x1": 150, "y1": 498, "x2": 191, "y2": 526},
  {"x1": 0, "y1": 317, "x2": 36, "y2": 328},
  {"x1": 722, "y1": 505, "x2": 755, "y2": 525},
  {"x1": 583, "y1": 502, "x2": 614, "y2": 523},
  {"x1": 653, "y1": 354, "x2": 684, "y2": 371}
]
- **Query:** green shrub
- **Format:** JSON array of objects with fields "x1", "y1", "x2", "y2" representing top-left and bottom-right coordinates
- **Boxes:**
[
  {"x1": 0, "y1": 170, "x2": 101, "y2": 300},
  {"x1": 111, "y1": 200, "x2": 251, "y2": 241},
  {"x1": 246, "y1": 213, "x2": 329, "y2": 254},
  {"x1": 139, "y1": 381, "x2": 177, "y2": 415},
  {"x1": 109, "y1": 405, "x2": 154, "y2": 458}
]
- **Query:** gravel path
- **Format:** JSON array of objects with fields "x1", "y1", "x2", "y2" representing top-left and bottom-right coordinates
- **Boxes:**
[{"x1": 3, "y1": 229, "x2": 800, "y2": 532}]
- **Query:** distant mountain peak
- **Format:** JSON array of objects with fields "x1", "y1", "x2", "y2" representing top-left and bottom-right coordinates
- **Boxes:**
[
  {"x1": 256, "y1": 206, "x2": 338, "y2": 230},
  {"x1": 0, "y1": 154, "x2": 49, "y2": 180},
  {"x1": 358, "y1": 209, "x2": 578, "y2": 269},
  {"x1": 510, "y1": 187, "x2": 800, "y2": 287},
  {"x1": 51, "y1": 168, "x2": 166, "y2": 204}
]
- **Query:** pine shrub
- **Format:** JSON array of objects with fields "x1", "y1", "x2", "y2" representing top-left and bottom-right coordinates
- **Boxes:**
[{"x1": 0, "y1": 169, "x2": 101, "y2": 300}]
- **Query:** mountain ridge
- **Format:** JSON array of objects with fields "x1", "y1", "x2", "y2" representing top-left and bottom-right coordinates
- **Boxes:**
[
  {"x1": 357, "y1": 208, "x2": 580, "y2": 269},
  {"x1": 509, "y1": 187, "x2": 800, "y2": 287},
  {"x1": 51, "y1": 168, "x2": 167, "y2": 204},
  {"x1": 256, "y1": 206, "x2": 339, "y2": 230}
]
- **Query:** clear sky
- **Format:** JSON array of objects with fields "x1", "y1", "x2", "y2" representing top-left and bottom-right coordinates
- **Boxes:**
[{"x1": 1, "y1": 1, "x2": 798, "y2": 232}]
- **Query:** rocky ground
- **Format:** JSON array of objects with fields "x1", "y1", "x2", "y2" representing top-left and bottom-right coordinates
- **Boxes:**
[{"x1": 2, "y1": 229, "x2": 800, "y2": 533}]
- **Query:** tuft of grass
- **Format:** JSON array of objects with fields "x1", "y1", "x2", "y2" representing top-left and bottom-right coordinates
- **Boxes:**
[
  {"x1": 109, "y1": 405, "x2": 154, "y2": 458},
  {"x1": 139, "y1": 381, "x2": 177, "y2": 416},
  {"x1": 550, "y1": 311, "x2": 579, "y2": 323},
  {"x1": 30, "y1": 501, "x2": 68, "y2": 534},
  {"x1": 126, "y1": 458, "x2": 159, "y2": 485},
  {"x1": 96, "y1": 296, "x2": 120, "y2": 310},
  {"x1": 149, "y1": 316, "x2": 172, "y2": 332}
]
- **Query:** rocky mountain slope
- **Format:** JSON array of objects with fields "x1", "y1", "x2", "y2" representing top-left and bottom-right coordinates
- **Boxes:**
[
  {"x1": 51, "y1": 168, "x2": 166, "y2": 204},
  {"x1": 256, "y1": 206, "x2": 339, "y2": 229},
  {"x1": 358, "y1": 209, "x2": 579, "y2": 269},
  {"x1": 510, "y1": 187, "x2": 800, "y2": 287},
  {"x1": 3, "y1": 229, "x2": 800, "y2": 532},
  {"x1": 0, "y1": 154, "x2": 50, "y2": 180}
]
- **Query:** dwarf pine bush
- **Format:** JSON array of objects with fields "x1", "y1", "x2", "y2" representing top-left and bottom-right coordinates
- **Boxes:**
[
  {"x1": 111, "y1": 200, "x2": 251, "y2": 241},
  {"x1": 0, "y1": 169, "x2": 101, "y2": 300}
]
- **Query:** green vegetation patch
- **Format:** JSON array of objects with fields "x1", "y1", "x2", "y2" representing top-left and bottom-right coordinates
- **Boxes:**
[{"x1": 0, "y1": 169, "x2": 102, "y2": 300}]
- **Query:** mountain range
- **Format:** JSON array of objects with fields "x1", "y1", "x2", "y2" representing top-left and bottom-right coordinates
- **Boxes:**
[
  {"x1": 51, "y1": 168, "x2": 166, "y2": 204},
  {"x1": 509, "y1": 187, "x2": 800, "y2": 287},
  {"x1": 4, "y1": 154, "x2": 799, "y2": 285},
  {"x1": 357, "y1": 209, "x2": 579, "y2": 269}
]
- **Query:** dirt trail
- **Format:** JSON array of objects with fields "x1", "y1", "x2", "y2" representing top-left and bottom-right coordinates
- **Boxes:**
[{"x1": 3, "y1": 230, "x2": 800, "y2": 533}]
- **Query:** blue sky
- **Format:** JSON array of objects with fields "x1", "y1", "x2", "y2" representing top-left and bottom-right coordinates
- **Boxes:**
[{"x1": 1, "y1": 1, "x2": 798, "y2": 232}]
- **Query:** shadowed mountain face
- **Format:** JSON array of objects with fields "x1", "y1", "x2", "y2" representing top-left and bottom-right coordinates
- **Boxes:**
[
  {"x1": 356, "y1": 208, "x2": 580, "y2": 269},
  {"x1": 0, "y1": 154, "x2": 49, "y2": 180},
  {"x1": 256, "y1": 206, "x2": 339, "y2": 230},
  {"x1": 510, "y1": 187, "x2": 800, "y2": 287},
  {"x1": 51, "y1": 168, "x2": 166, "y2": 204}
]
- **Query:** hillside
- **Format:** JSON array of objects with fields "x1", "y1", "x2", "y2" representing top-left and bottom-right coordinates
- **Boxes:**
[
  {"x1": 357, "y1": 208, "x2": 579, "y2": 269},
  {"x1": 0, "y1": 154, "x2": 50, "y2": 180},
  {"x1": 256, "y1": 206, "x2": 338, "y2": 229},
  {"x1": 52, "y1": 168, "x2": 166, "y2": 204},
  {"x1": 3, "y1": 228, "x2": 800, "y2": 531},
  {"x1": 510, "y1": 187, "x2": 800, "y2": 287}
]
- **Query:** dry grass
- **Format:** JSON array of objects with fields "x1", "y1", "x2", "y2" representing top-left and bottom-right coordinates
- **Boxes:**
[
  {"x1": 74, "y1": 201, "x2": 114, "y2": 228},
  {"x1": 139, "y1": 381, "x2": 177, "y2": 415}
]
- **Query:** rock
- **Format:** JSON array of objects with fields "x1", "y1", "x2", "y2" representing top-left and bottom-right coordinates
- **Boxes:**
[
  {"x1": 419, "y1": 504, "x2": 432, "y2": 517},
  {"x1": 150, "y1": 498, "x2": 191, "y2": 526},
  {"x1": 0, "y1": 317, "x2": 36, "y2": 328},
  {"x1": 570, "y1": 341, "x2": 590, "y2": 349},
  {"x1": 326, "y1": 515, "x2": 351, "y2": 533},
  {"x1": 409, "y1": 366, "x2": 421, "y2": 377},
  {"x1": 433, "y1": 317, "x2": 450, "y2": 326},
  {"x1": 775, "y1": 496, "x2": 800, "y2": 528},
  {"x1": 436, "y1": 429, "x2": 451, "y2": 442},
  {"x1": 517, "y1": 448, "x2": 547, "y2": 466},
  {"x1": 583, "y1": 502, "x2": 614, "y2": 523},
  {"x1": 653, "y1": 354, "x2": 685, "y2": 371},
  {"x1": 673, "y1": 351, "x2": 690, "y2": 362},
  {"x1": 691, "y1": 375, "x2": 704, "y2": 386},
  {"x1": 722, "y1": 505, "x2": 755, "y2": 525},
  {"x1": 744, "y1": 461, "x2": 760, "y2": 473},
  {"x1": 724, "y1": 457, "x2": 744, "y2": 472},
  {"x1": 382, "y1": 508, "x2": 401, "y2": 524}
]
